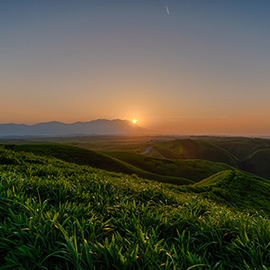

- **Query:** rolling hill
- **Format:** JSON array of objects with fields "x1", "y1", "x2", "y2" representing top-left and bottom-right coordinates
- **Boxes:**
[
  {"x1": 1, "y1": 145, "x2": 270, "y2": 269},
  {"x1": 11, "y1": 143, "x2": 235, "y2": 185},
  {"x1": 11, "y1": 144, "x2": 193, "y2": 185},
  {"x1": 139, "y1": 137, "x2": 270, "y2": 180},
  {"x1": 8, "y1": 135, "x2": 270, "y2": 181},
  {"x1": 104, "y1": 150, "x2": 233, "y2": 182},
  {"x1": 143, "y1": 139, "x2": 239, "y2": 167},
  {"x1": 192, "y1": 169, "x2": 270, "y2": 213},
  {"x1": 208, "y1": 136, "x2": 270, "y2": 160},
  {"x1": 242, "y1": 148, "x2": 270, "y2": 180}
]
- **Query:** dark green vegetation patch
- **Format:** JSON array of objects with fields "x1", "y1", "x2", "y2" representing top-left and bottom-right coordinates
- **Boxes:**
[{"x1": 142, "y1": 137, "x2": 270, "y2": 180}]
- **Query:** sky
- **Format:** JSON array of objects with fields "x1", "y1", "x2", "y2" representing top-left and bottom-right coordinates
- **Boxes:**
[{"x1": 1, "y1": 0, "x2": 270, "y2": 136}]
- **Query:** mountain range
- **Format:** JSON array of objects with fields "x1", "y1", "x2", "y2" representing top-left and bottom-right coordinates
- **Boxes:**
[{"x1": 0, "y1": 119, "x2": 149, "y2": 137}]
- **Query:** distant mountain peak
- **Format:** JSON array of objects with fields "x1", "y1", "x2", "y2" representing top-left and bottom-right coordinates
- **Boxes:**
[{"x1": 0, "y1": 119, "x2": 149, "y2": 137}]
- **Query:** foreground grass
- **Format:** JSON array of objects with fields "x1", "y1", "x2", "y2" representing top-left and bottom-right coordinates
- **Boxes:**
[{"x1": 0, "y1": 147, "x2": 270, "y2": 269}]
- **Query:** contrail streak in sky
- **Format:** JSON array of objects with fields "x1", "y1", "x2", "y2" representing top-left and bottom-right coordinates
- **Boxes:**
[{"x1": 166, "y1": 5, "x2": 170, "y2": 15}]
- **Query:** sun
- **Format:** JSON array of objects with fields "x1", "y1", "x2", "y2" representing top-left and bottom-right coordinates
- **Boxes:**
[{"x1": 132, "y1": 119, "x2": 137, "y2": 124}]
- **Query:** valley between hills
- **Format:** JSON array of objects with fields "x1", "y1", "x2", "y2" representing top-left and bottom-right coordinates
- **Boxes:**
[{"x1": 1, "y1": 135, "x2": 270, "y2": 269}]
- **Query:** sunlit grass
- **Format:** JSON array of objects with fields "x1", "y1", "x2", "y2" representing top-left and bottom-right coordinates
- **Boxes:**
[{"x1": 1, "y1": 147, "x2": 270, "y2": 269}]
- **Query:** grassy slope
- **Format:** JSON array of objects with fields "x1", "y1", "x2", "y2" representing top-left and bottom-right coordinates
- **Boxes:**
[
  {"x1": 12, "y1": 144, "x2": 193, "y2": 185},
  {"x1": 146, "y1": 137, "x2": 270, "y2": 180},
  {"x1": 212, "y1": 137, "x2": 270, "y2": 160},
  {"x1": 146, "y1": 139, "x2": 238, "y2": 167},
  {"x1": 1, "y1": 148, "x2": 270, "y2": 269},
  {"x1": 242, "y1": 148, "x2": 270, "y2": 180},
  {"x1": 104, "y1": 150, "x2": 233, "y2": 182},
  {"x1": 211, "y1": 137, "x2": 270, "y2": 179},
  {"x1": 13, "y1": 141, "x2": 270, "y2": 184},
  {"x1": 192, "y1": 170, "x2": 270, "y2": 213},
  {"x1": 6, "y1": 136, "x2": 270, "y2": 180}
]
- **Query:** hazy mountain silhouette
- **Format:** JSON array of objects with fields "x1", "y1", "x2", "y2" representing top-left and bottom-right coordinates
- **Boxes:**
[{"x1": 0, "y1": 119, "x2": 149, "y2": 137}]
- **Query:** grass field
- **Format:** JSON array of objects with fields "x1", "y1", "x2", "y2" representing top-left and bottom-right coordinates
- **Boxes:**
[
  {"x1": 143, "y1": 139, "x2": 239, "y2": 167},
  {"x1": 242, "y1": 149, "x2": 270, "y2": 180},
  {"x1": 12, "y1": 143, "x2": 193, "y2": 185},
  {"x1": 10, "y1": 142, "x2": 238, "y2": 185},
  {"x1": 103, "y1": 150, "x2": 232, "y2": 182},
  {"x1": 1, "y1": 145, "x2": 270, "y2": 269},
  {"x1": 3, "y1": 135, "x2": 270, "y2": 180},
  {"x1": 10, "y1": 135, "x2": 270, "y2": 182}
]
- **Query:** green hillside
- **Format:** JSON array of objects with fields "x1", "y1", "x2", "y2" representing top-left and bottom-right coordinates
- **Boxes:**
[
  {"x1": 192, "y1": 170, "x2": 270, "y2": 213},
  {"x1": 145, "y1": 139, "x2": 238, "y2": 167},
  {"x1": 141, "y1": 137, "x2": 270, "y2": 179},
  {"x1": 11, "y1": 144, "x2": 193, "y2": 185},
  {"x1": 104, "y1": 150, "x2": 233, "y2": 182},
  {"x1": 1, "y1": 147, "x2": 270, "y2": 269},
  {"x1": 12, "y1": 143, "x2": 234, "y2": 184},
  {"x1": 11, "y1": 141, "x2": 270, "y2": 183},
  {"x1": 242, "y1": 148, "x2": 270, "y2": 180},
  {"x1": 6, "y1": 136, "x2": 270, "y2": 180},
  {"x1": 212, "y1": 137, "x2": 270, "y2": 160}
]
